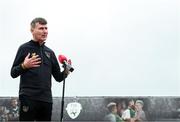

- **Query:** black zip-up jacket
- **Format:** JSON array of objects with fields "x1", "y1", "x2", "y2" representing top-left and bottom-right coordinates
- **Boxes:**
[{"x1": 11, "y1": 40, "x2": 64, "y2": 103}]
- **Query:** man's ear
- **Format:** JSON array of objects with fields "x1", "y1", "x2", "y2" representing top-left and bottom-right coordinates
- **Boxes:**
[{"x1": 30, "y1": 28, "x2": 34, "y2": 33}]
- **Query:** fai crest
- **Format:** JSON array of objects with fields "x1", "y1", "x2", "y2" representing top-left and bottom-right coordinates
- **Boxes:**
[
  {"x1": 22, "y1": 106, "x2": 29, "y2": 112},
  {"x1": 66, "y1": 102, "x2": 82, "y2": 119},
  {"x1": 45, "y1": 51, "x2": 51, "y2": 59}
]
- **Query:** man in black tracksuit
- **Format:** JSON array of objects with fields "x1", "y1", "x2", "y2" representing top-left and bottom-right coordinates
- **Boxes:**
[{"x1": 10, "y1": 17, "x2": 69, "y2": 121}]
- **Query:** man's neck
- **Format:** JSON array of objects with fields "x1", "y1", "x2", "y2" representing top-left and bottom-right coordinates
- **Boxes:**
[{"x1": 32, "y1": 39, "x2": 45, "y2": 45}]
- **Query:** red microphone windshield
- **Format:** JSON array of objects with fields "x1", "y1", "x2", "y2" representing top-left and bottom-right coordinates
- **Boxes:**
[{"x1": 58, "y1": 55, "x2": 67, "y2": 64}]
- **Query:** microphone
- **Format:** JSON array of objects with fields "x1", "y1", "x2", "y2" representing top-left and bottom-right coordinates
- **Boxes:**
[{"x1": 58, "y1": 55, "x2": 74, "y2": 72}]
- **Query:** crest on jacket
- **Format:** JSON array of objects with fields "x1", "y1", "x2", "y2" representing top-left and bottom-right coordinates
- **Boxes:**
[
  {"x1": 45, "y1": 51, "x2": 51, "y2": 59},
  {"x1": 66, "y1": 102, "x2": 82, "y2": 119}
]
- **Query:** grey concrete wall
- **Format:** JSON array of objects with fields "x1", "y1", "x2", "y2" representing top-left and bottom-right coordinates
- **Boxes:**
[
  {"x1": 52, "y1": 97, "x2": 180, "y2": 121},
  {"x1": 0, "y1": 97, "x2": 180, "y2": 121}
]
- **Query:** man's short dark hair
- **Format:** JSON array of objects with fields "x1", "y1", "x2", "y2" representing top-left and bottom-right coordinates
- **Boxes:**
[{"x1": 31, "y1": 17, "x2": 47, "y2": 28}]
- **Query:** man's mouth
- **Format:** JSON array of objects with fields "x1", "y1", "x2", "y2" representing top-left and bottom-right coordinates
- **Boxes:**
[{"x1": 42, "y1": 35, "x2": 47, "y2": 38}]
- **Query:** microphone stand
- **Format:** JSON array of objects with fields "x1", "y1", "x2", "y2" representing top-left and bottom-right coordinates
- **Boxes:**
[{"x1": 60, "y1": 65, "x2": 66, "y2": 122}]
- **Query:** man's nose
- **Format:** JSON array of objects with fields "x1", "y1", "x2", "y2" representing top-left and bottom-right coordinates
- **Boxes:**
[{"x1": 43, "y1": 29, "x2": 48, "y2": 34}]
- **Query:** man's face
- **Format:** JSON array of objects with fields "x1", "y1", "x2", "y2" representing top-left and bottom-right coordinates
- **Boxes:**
[
  {"x1": 11, "y1": 99, "x2": 18, "y2": 107},
  {"x1": 129, "y1": 100, "x2": 134, "y2": 106},
  {"x1": 31, "y1": 22, "x2": 48, "y2": 43},
  {"x1": 111, "y1": 106, "x2": 117, "y2": 114},
  {"x1": 135, "y1": 102, "x2": 142, "y2": 110}
]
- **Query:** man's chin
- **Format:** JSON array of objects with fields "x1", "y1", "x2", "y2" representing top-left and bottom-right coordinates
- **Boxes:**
[
  {"x1": 38, "y1": 39, "x2": 46, "y2": 44},
  {"x1": 41, "y1": 38, "x2": 47, "y2": 42}
]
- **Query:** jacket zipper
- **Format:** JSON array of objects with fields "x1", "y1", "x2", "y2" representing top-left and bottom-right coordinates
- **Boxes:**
[{"x1": 40, "y1": 46, "x2": 43, "y2": 66}]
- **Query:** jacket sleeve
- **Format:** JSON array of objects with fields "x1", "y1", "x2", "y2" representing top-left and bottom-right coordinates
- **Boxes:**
[
  {"x1": 10, "y1": 46, "x2": 27, "y2": 78},
  {"x1": 51, "y1": 52, "x2": 65, "y2": 82}
]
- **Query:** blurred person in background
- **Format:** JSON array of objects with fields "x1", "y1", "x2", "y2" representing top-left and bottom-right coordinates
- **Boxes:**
[
  {"x1": 105, "y1": 102, "x2": 124, "y2": 122},
  {"x1": 8, "y1": 98, "x2": 19, "y2": 121},
  {"x1": 135, "y1": 100, "x2": 146, "y2": 122},
  {"x1": 122, "y1": 99, "x2": 136, "y2": 122},
  {"x1": 0, "y1": 105, "x2": 8, "y2": 122}
]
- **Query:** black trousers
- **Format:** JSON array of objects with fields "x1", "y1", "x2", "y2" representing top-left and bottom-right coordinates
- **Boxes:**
[{"x1": 19, "y1": 95, "x2": 52, "y2": 121}]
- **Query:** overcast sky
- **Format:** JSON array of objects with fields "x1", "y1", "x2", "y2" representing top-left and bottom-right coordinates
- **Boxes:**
[{"x1": 0, "y1": 0, "x2": 179, "y2": 97}]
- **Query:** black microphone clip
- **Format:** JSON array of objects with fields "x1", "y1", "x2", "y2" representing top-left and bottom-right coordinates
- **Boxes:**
[{"x1": 62, "y1": 61, "x2": 74, "y2": 72}]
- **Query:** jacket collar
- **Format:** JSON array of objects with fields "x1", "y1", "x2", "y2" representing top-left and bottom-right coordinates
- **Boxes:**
[{"x1": 30, "y1": 40, "x2": 45, "y2": 47}]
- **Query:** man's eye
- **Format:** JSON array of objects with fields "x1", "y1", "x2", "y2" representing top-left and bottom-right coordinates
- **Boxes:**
[{"x1": 39, "y1": 27, "x2": 47, "y2": 30}]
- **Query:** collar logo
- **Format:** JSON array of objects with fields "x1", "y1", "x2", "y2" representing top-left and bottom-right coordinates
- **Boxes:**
[{"x1": 66, "y1": 102, "x2": 82, "y2": 119}]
